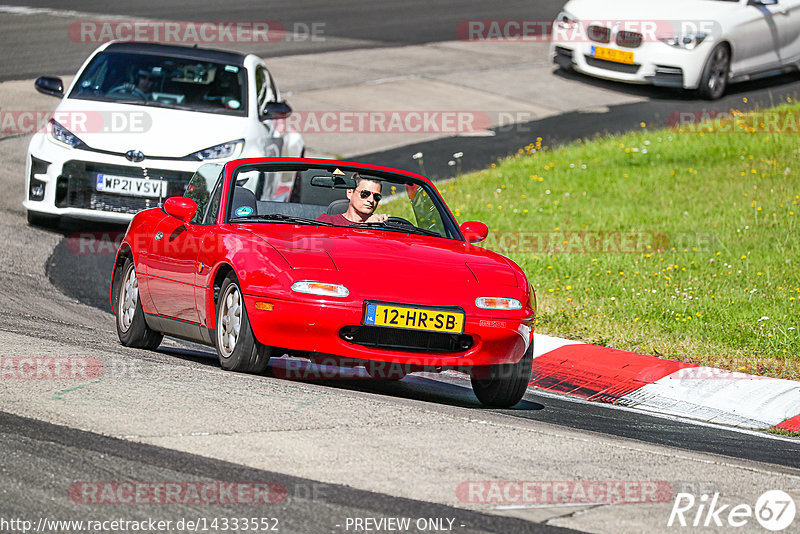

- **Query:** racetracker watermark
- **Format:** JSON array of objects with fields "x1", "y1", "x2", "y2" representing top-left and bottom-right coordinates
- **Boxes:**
[
  {"x1": 0, "y1": 110, "x2": 151, "y2": 135},
  {"x1": 69, "y1": 20, "x2": 325, "y2": 43},
  {"x1": 668, "y1": 490, "x2": 796, "y2": 530},
  {"x1": 669, "y1": 110, "x2": 800, "y2": 134},
  {"x1": 479, "y1": 230, "x2": 717, "y2": 255},
  {"x1": 0, "y1": 357, "x2": 103, "y2": 380},
  {"x1": 69, "y1": 482, "x2": 287, "y2": 505},
  {"x1": 457, "y1": 481, "x2": 674, "y2": 505},
  {"x1": 457, "y1": 19, "x2": 720, "y2": 43},
  {"x1": 276, "y1": 111, "x2": 492, "y2": 135}
]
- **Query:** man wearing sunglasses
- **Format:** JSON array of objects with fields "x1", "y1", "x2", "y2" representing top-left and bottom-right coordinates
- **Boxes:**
[{"x1": 317, "y1": 174, "x2": 389, "y2": 225}]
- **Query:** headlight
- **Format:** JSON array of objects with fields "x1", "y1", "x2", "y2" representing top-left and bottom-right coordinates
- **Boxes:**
[
  {"x1": 555, "y1": 11, "x2": 579, "y2": 30},
  {"x1": 475, "y1": 297, "x2": 522, "y2": 310},
  {"x1": 188, "y1": 139, "x2": 244, "y2": 161},
  {"x1": 291, "y1": 281, "x2": 349, "y2": 298},
  {"x1": 48, "y1": 119, "x2": 84, "y2": 148},
  {"x1": 658, "y1": 33, "x2": 707, "y2": 50}
]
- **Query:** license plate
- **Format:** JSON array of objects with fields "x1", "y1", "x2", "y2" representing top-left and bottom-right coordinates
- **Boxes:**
[
  {"x1": 591, "y1": 46, "x2": 634, "y2": 65},
  {"x1": 96, "y1": 174, "x2": 167, "y2": 198},
  {"x1": 363, "y1": 302, "x2": 465, "y2": 334}
]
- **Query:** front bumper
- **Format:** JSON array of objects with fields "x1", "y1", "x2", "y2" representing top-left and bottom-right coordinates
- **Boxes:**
[
  {"x1": 550, "y1": 39, "x2": 709, "y2": 90},
  {"x1": 25, "y1": 133, "x2": 201, "y2": 222},
  {"x1": 244, "y1": 295, "x2": 532, "y2": 368}
]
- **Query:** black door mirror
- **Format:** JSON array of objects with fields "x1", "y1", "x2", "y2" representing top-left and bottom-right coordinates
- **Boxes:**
[
  {"x1": 260, "y1": 101, "x2": 292, "y2": 121},
  {"x1": 35, "y1": 76, "x2": 64, "y2": 98}
]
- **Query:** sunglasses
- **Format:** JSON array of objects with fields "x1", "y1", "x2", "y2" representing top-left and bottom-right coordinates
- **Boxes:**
[{"x1": 358, "y1": 189, "x2": 382, "y2": 202}]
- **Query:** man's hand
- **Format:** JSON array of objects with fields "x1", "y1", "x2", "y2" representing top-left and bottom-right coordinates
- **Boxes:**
[{"x1": 366, "y1": 213, "x2": 388, "y2": 223}]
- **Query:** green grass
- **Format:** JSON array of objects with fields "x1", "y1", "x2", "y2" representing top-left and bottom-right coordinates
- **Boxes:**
[{"x1": 437, "y1": 100, "x2": 800, "y2": 379}]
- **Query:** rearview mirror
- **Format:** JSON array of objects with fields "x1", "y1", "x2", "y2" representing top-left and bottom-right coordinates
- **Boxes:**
[
  {"x1": 460, "y1": 221, "x2": 488, "y2": 243},
  {"x1": 164, "y1": 196, "x2": 197, "y2": 223},
  {"x1": 260, "y1": 101, "x2": 292, "y2": 121},
  {"x1": 35, "y1": 76, "x2": 64, "y2": 98},
  {"x1": 310, "y1": 175, "x2": 356, "y2": 188}
]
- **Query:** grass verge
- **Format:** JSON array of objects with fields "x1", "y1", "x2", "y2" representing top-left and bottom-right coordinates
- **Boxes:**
[{"x1": 439, "y1": 101, "x2": 800, "y2": 379}]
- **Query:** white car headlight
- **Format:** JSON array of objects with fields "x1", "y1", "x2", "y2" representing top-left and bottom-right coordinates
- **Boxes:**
[
  {"x1": 555, "y1": 11, "x2": 579, "y2": 30},
  {"x1": 189, "y1": 139, "x2": 244, "y2": 161},
  {"x1": 658, "y1": 33, "x2": 707, "y2": 50},
  {"x1": 48, "y1": 119, "x2": 84, "y2": 148},
  {"x1": 475, "y1": 297, "x2": 522, "y2": 310},
  {"x1": 291, "y1": 281, "x2": 349, "y2": 298}
]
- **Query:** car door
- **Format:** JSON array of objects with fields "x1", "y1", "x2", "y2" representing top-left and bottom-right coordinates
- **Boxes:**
[
  {"x1": 145, "y1": 164, "x2": 222, "y2": 324},
  {"x1": 773, "y1": 0, "x2": 800, "y2": 63},
  {"x1": 732, "y1": 0, "x2": 782, "y2": 74}
]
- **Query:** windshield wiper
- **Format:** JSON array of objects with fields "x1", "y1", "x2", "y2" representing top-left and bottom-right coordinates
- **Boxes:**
[
  {"x1": 232, "y1": 213, "x2": 334, "y2": 226},
  {"x1": 349, "y1": 221, "x2": 440, "y2": 237}
]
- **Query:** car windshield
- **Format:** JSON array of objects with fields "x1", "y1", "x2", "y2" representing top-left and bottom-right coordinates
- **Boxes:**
[
  {"x1": 224, "y1": 163, "x2": 459, "y2": 240},
  {"x1": 69, "y1": 51, "x2": 247, "y2": 116}
]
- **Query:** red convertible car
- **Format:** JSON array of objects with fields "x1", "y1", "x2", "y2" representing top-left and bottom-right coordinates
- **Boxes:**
[{"x1": 111, "y1": 158, "x2": 536, "y2": 407}]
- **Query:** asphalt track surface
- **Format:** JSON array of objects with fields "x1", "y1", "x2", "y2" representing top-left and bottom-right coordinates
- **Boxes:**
[{"x1": 1, "y1": 411, "x2": 576, "y2": 534}]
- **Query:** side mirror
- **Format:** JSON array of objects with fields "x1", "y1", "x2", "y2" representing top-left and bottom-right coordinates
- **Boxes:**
[
  {"x1": 35, "y1": 76, "x2": 64, "y2": 98},
  {"x1": 164, "y1": 197, "x2": 197, "y2": 223},
  {"x1": 460, "y1": 221, "x2": 488, "y2": 244},
  {"x1": 260, "y1": 101, "x2": 292, "y2": 121}
]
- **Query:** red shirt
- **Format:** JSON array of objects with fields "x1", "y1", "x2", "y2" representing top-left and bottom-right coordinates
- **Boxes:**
[{"x1": 316, "y1": 213, "x2": 351, "y2": 225}]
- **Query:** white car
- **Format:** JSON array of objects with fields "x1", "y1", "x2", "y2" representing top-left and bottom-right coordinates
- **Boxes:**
[
  {"x1": 25, "y1": 41, "x2": 304, "y2": 225},
  {"x1": 550, "y1": 0, "x2": 800, "y2": 99}
]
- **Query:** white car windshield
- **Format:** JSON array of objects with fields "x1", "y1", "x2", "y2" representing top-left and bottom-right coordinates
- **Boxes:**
[{"x1": 69, "y1": 51, "x2": 247, "y2": 116}]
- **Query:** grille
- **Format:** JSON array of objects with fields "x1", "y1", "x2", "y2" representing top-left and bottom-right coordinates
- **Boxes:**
[
  {"x1": 587, "y1": 25, "x2": 611, "y2": 43},
  {"x1": 616, "y1": 31, "x2": 643, "y2": 48},
  {"x1": 340, "y1": 326, "x2": 474, "y2": 353},
  {"x1": 56, "y1": 161, "x2": 193, "y2": 214},
  {"x1": 584, "y1": 56, "x2": 640, "y2": 74}
]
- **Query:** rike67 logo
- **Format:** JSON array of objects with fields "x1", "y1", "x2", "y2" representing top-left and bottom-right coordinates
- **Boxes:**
[{"x1": 668, "y1": 490, "x2": 796, "y2": 531}]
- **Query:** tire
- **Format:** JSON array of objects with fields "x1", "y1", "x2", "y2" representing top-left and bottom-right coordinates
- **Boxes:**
[
  {"x1": 215, "y1": 273, "x2": 270, "y2": 373},
  {"x1": 113, "y1": 258, "x2": 163, "y2": 349},
  {"x1": 26, "y1": 211, "x2": 60, "y2": 228},
  {"x1": 470, "y1": 340, "x2": 534, "y2": 407},
  {"x1": 697, "y1": 44, "x2": 730, "y2": 100}
]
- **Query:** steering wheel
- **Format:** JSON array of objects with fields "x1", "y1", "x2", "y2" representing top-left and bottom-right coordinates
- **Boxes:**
[
  {"x1": 387, "y1": 216, "x2": 414, "y2": 226},
  {"x1": 107, "y1": 84, "x2": 148, "y2": 101}
]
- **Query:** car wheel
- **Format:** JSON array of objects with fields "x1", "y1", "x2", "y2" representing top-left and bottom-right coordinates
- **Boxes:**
[
  {"x1": 113, "y1": 258, "x2": 163, "y2": 349},
  {"x1": 26, "y1": 211, "x2": 60, "y2": 228},
  {"x1": 470, "y1": 340, "x2": 533, "y2": 407},
  {"x1": 698, "y1": 44, "x2": 730, "y2": 100},
  {"x1": 215, "y1": 273, "x2": 271, "y2": 373}
]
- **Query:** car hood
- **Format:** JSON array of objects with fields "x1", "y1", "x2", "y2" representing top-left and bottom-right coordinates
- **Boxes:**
[
  {"x1": 241, "y1": 225, "x2": 522, "y2": 301},
  {"x1": 53, "y1": 97, "x2": 250, "y2": 158},
  {"x1": 562, "y1": 0, "x2": 738, "y2": 32}
]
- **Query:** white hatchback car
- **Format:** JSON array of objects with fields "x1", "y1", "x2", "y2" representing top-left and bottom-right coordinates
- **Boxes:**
[
  {"x1": 550, "y1": 0, "x2": 800, "y2": 99},
  {"x1": 25, "y1": 41, "x2": 304, "y2": 225}
]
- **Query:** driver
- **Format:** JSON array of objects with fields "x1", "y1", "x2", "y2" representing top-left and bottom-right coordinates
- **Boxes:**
[
  {"x1": 111, "y1": 68, "x2": 155, "y2": 99},
  {"x1": 317, "y1": 174, "x2": 388, "y2": 225}
]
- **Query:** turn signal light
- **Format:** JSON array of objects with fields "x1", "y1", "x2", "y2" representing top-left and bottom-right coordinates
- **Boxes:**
[
  {"x1": 291, "y1": 281, "x2": 349, "y2": 298},
  {"x1": 475, "y1": 297, "x2": 522, "y2": 310}
]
